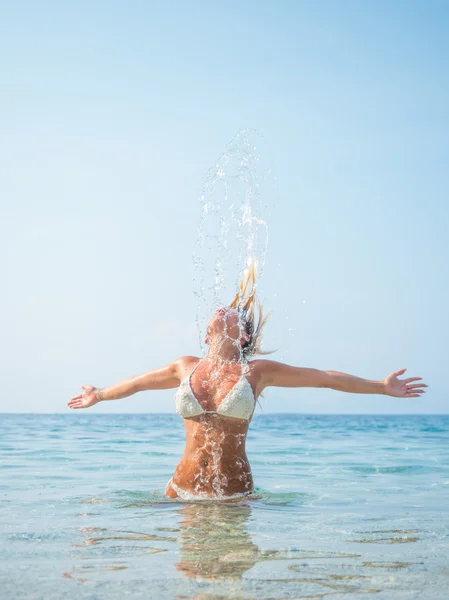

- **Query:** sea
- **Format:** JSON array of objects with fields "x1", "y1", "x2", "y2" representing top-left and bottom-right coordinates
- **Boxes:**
[{"x1": 1, "y1": 413, "x2": 448, "y2": 599}]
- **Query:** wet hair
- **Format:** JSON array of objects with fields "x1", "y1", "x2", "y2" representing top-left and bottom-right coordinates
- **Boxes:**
[{"x1": 229, "y1": 261, "x2": 270, "y2": 359}]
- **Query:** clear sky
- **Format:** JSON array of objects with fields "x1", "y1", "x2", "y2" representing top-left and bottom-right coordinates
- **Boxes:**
[{"x1": 1, "y1": 0, "x2": 448, "y2": 414}]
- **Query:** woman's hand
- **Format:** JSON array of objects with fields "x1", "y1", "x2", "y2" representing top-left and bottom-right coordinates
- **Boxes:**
[
  {"x1": 68, "y1": 385, "x2": 101, "y2": 409},
  {"x1": 383, "y1": 369, "x2": 427, "y2": 398}
]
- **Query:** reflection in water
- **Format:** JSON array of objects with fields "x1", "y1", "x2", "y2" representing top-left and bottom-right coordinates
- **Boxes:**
[
  {"x1": 63, "y1": 501, "x2": 422, "y2": 596},
  {"x1": 175, "y1": 503, "x2": 259, "y2": 579}
]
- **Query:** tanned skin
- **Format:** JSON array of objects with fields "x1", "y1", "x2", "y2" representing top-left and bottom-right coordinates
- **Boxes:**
[{"x1": 68, "y1": 307, "x2": 427, "y2": 499}]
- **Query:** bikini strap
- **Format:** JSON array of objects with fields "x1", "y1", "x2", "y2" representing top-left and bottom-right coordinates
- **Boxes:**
[{"x1": 188, "y1": 358, "x2": 203, "y2": 380}]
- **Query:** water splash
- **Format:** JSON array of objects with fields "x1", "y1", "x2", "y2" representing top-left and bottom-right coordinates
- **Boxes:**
[
  {"x1": 192, "y1": 130, "x2": 269, "y2": 356},
  {"x1": 183, "y1": 131, "x2": 271, "y2": 498}
]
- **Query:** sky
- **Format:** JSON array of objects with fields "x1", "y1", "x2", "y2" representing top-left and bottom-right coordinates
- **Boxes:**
[{"x1": 1, "y1": 0, "x2": 448, "y2": 414}]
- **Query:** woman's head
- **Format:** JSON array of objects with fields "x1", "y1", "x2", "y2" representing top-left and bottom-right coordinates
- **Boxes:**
[{"x1": 205, "y1": 261, "x2": 270, "y2": 359}]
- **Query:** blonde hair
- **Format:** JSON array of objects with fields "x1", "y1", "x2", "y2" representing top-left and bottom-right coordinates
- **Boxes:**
[{"x1": 229, "y1": 261, "x2": 270, "y2": 359}]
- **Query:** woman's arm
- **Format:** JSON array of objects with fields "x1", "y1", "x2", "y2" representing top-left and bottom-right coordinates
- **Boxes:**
[
  {"x1": 256, "y1": 360, "x2": 427, "y2": 398},
  {"x1": 68, "y1": 357, "x2": 190, "y2": 410}
]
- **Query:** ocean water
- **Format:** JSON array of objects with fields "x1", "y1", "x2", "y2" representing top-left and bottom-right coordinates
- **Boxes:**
[{"x1": 1, "y1": 413, "x2": 448, "y2": 599}]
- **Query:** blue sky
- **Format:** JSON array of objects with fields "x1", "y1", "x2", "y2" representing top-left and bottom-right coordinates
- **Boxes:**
[{"x1": 1, "y1": 0, "x2": 448, "y2": 414}]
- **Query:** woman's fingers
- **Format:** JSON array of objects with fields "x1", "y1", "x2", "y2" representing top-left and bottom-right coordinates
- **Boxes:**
[
  {"x1": 403, "y1": 377, "x2": 422, "y2": 384},
  {"x1": 394, "y1": 368, "x2": 407, "y2": 376},
  {"x1": 68, "y1": 398, "x2": 86, "y2": 407},
  {"x1": 407, "y1": 383, "x2": 427, "y2": 390},
  {"x1": 68, "y1": 386, "x2": 95, "y2": 409},
  {"x1": 69, "y1": 388, "x2": 90, "y2": 405},
  {"x1": 69, "y1": 401, "x2": 86, "y2": 409},
  {"x1": 68, "y1": 385, "x2": 94, "y2": 407}
]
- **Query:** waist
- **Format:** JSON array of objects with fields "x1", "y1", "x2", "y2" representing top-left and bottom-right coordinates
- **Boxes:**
[
  {"x1": 173, "y1": 452, "x2": 253, "y2": 496},
  {"x1": 167, "y1": 478, "x2": 258, "y2": 502},
  {"x1": 179, "y1": 446, "x2": 250, "y2": 468}
]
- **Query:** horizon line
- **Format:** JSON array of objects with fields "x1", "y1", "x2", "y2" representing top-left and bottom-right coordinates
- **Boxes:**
[{"x1": 1, "y1": 412, "x2": 448, "y2": 417}]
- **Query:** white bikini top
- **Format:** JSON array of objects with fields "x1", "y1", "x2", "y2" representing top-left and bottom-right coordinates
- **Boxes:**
[{"x1": 175, "y1": 361, "x2": 256, "y2": 421}]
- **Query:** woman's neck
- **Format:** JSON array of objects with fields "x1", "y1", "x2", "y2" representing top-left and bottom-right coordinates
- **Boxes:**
[{"x1": 207, "y1": 340, "x2": 246, "y2": 364}]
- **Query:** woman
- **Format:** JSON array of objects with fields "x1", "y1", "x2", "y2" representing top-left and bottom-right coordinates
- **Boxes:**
[{"x1": 68, "y1": 265, "x2": 427, "y2": 501}]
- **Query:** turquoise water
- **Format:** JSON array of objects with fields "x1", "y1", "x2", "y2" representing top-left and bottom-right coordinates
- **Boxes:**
[{"x1": 1, "y1": 413, "x2": 449, "y2": 599}]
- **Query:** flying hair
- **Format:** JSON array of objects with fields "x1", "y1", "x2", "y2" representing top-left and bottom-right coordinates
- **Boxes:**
[{"x1": 229, "y1": 260, "x2": 271, "y2": 359}]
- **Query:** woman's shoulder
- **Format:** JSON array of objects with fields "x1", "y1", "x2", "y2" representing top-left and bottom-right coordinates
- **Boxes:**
[
  {"x1": 173, "y1": 355, "x2": 202, "y2": 379},
  {"x1": 248, "y1": 358, "x2": 284, "y2": 372},
  {"x1": 247, "y1": 359, "x2": 291, "y2": 384}
]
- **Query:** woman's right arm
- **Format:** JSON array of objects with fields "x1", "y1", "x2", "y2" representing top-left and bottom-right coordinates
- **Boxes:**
[{"x1": 68, "y1": 356, "x2": 195, "y2": 409}]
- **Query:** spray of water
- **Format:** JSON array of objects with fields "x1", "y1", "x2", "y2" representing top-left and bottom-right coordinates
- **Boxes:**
[
  {"x1": 192, "y1": 129, "x2": 269, "y2": 359},
  {"x1": 185, "y1": 130, "x2": 271, "y2": 498}
]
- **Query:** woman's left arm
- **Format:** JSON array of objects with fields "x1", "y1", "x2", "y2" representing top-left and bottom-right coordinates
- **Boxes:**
[{"x1": 257, "y1": 360, "x2": 427, "y2": 398}]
